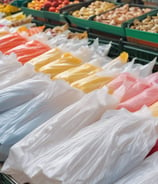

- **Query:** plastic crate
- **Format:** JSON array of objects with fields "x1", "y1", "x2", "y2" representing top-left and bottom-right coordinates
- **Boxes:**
[
  {"x1": 11, "y1": 0, "x2": 24, "y2": 8},
  {"x1": 125, "y1": 9, "x2": 158, "y2": 48},
  {"x1": 63, "y1": 0, "x2": 118, "y2": 30},
  {"x1": 0, "y1": 173, "x2": 19, "y2": 184},
  {"x1": 22, "y1": 0, "x2": 45, "y2": 18},
  {"x1": 89, "y1": 3, "x2": 156, "y2": 37}
]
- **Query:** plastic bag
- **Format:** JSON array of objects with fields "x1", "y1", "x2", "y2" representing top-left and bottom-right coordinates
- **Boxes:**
[
  {"x1": 0, "y1": 33, "x2": 27, "y2": 53},
  {"x1": 2, "y1": 87, "x2": 118, "y2": 181},
  {"x1": 5, "y1": 40, "x2": 51, "y2": 64},
  {"x1": 71, "y1": 72, "x2": 114, "y2": 93},
  {"x1": 117, "y1": 85, "x2": 158, "y2": 112},
  {"x1": 39, "y1": 52, "x2": 83, "y2": 79},
  {"x1": 0, "y1": 53, "x2": 21, "y2": 79},
  {"x1": 0, "y1": 63, "x2": 37, "y2": 90},
  {"x1": 0, "y1": 80, "x2": 83, "y2": 161},
  {"x1": 0, "y1": 74, "x2": 51, "y2": 113},
  {"x1": 114, "y1": 152, "x2": 158, "y2": 184},
  {"x1": 3, "y1": 107, "x2": 157, "y2": 184},
  {"x1": 29, "y1": 48, "x2": 63, "y2": 71},
  {"x1": 54, "y1": 63, "x2": 102, "y2": 84}
]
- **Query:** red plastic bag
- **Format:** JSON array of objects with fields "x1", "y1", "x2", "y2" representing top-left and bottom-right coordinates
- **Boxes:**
[
  {"x1": 5, "y1": 40, "x2": 51, "y2": 64},
  {"x1": 0, "y1": 33, "x2": 27, "y2": 53}
]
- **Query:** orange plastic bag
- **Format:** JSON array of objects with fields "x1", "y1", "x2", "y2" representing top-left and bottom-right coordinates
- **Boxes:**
[
  {"x1": 0, "y1": 33, "x2": 27, "y2": 53},
  {"x1": 117, "y1": 85, "x2": 158, "y2": 112},
  {"x1": 5, "y1": 40, "x2": 51, "y2": 64},
  {"x1": 54, "y1": 63, "x2": 101, "y2": 84}
]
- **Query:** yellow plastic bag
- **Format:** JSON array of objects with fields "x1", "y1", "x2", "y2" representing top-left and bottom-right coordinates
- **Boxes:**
[
  {"x1": 54, "y1": 63, "x2": 101, "y2": 83},
  {"x1": 150, "y1": 102, "x2": 158, "y2": 117},
  {"x1": 71, "y1": 74, "x2": 114, "y2": 93},
  {"x1": 29, "y1": 48, "x2": 63, "y2": 71},
  {"x1": 39, "y1": 53, "x2": 83, "y2": 78}
]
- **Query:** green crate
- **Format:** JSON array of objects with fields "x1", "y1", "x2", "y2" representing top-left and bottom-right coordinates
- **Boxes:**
[
  {"x1": 90, "y1": 3, "x2": 156, "y2": 37},
  {"x1": 125, "y1": 9, "x2": 158, "y2": 47},
  {"x1": 43, "y1": 11, "x2": 66, "y2": 23},
  {"x1": 21, "y1": 0, "x2": 45, "y2": 18},
  {"x1": 11, "y1": 0, "x2": 25, "y2": 8},
  {"x1": 0, "y1": 173, "x2": 19, "y2": 184},
  {"x1": 63, "y1": 0, "x2": 119, "y2": 30}
]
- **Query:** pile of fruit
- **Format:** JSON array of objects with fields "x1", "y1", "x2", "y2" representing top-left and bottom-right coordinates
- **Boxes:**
[
  {"x1": 94, "y1": 4, "x2": 151, "y2": 27},
  {"x1": 0, "y1": 3, "x2": 20, "y2": 15},
  {"x1": 72, "y1": 1, "x2": 116, "y2": 20},
  {"x1": 28, "y1": 0, "x2": 80, "y2": 12},
  {"x1": 130, "y1": 14, "x2": 158, "y2": 33}
]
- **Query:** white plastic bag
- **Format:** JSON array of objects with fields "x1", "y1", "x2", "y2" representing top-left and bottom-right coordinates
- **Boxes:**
[
  {"x1": 0, "y1": 63, "x2": 37, "y2": 90},
  {"x1": 2, "y1": 107, "x2": 158, "y2": 184},
  {"x1": 114, "y1": 152, "x2": 158, "y2": 184},
  {"x1": 2, "y1": 87, "x2": 118, "y2": 181},
  {"x1": 0, "y1": 74, "x2": 51, "y2": 113},
  {"x1": 0, "y1": 80, "x2": 83, "y2": 161},
  {"x1": 0, "y1": 53, "x2": 21, "y2": 79}
]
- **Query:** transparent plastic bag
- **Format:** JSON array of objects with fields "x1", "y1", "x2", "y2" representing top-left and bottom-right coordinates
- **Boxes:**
[
  {"x1": 0, "y1": 80, "x2": 83, "y2": 161},
  {"x1": 0, "y1": 74, "x2": 51, "y2": 113},
  {"x1": 2, "y1": 87, "x2": 118, "y2": 181},
  {"x1": 3, "y1": 107, "x2": 157, "y2": 184},
  {"x1": 0, "y1": 63, "x2": 37, "y2": 90},
  {"x1": 114, "y1": 152, "x2": 158, "y2": 184}
]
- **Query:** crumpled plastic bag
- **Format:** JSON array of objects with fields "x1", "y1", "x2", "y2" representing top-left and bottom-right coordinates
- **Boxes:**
[
  {"x1": 0, "y1": 32, "x2": 27, "y2": 53},
  {"x1": 0, "y1": 63, "x2": 37, "y2": 90},
  {"x1": 1, "y1": 87, "x2": 118, "y2": 182},
  {"x1": 54, "y1": 63, "x2": 101, "y2": 84},
  {"x1": 0, "y1": 52, "x2": 21, "y2": 79},
  {"x1": 29, "y1": 47, "x2": 63, "y2": 71},
  {"x1": 117, "y1": 85, "x2": 158, "y2": 112},
  {"x1": 2, "y1": 107, "x2": 158, "y2": 184},
  {"x1": 5, "y1": 40, "x2": 51, "y2": 64},
  {"x1": 0, "y1": 74, "x2": 51, "y2": 113},
  {"x1": 0, "y1": 80, "x2": 83, "y2": 161},
  {"x1": 39, "y1": 52, "x2": 83, "y2": 79},
  {"x1": 114, "y1": 152, "x2": 158, "y2": 184}
]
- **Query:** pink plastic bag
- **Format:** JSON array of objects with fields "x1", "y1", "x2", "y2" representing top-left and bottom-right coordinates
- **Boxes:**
[
  {"x1": 107, "y1": 73, "x2": 137, "y2": 93},
  {"x1": 117, "y1": 85, "x2": 158, "y2": 112},
  {"x1": 114, "y1": 79, "x2": 152, "y2": 102}
]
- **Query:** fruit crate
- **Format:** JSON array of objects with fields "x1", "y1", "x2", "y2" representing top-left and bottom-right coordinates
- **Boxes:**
[
  {"x1": 62, "y1": 0, "x2": 119, "y2": 30},
  {"x1": 89, "y1": 3, "x2": 156, "y2": 37},
  {"x1": 0, "y1": 173, "x2": 19, "y2": 184},
  {"x1": 10, "y1": 0, "x2": 24, "y2": 8},
  {"x1": 125, "y1": 9, "x2": 158, "y2": 48},
  {"x1": 44, "y1": 0, "x2": 89, "y2": 25},
  {"x1": 21, "y1": 0, "x2": 46, "y2": 23}
]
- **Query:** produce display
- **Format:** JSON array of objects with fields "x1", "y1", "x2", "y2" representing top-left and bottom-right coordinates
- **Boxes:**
[
  {"x1": 94, "y1": 4, "x2": 151, "y2": 26},
  {"x1": 0, "y1": 12, "x2": 33, "y2": 27},
  {"x1": 0, "y1": 3, "x2": 20, "y2": 15},
  {"x1": 130, "y1": 14, "x2": 158, "y2": 33},
  {"x1": 0, "y1": 2, "x2": 157, "y2": 184},
  {"x1": 27, "y1": 0, "x2": 80, "y2": 12},
  {"x1": 72, "y1": 1, "x2": 116, "y2": 19}
]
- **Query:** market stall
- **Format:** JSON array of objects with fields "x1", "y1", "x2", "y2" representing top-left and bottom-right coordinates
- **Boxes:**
[{"x1": 0, "y1": 0, "x2": 158, "y2": 183}]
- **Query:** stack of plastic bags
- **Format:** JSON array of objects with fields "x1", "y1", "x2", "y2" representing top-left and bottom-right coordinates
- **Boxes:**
[
  {"x1": 0, "y1": 25, "x2": 158, "y2": 184},
  {"x1": 2, "y1": 107, "x2": 158, "y2": 184}
]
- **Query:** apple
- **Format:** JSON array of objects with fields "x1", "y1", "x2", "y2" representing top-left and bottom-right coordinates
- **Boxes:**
[{"x1": 49, "y1": 6, "x2": 56, "y2": 12}]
